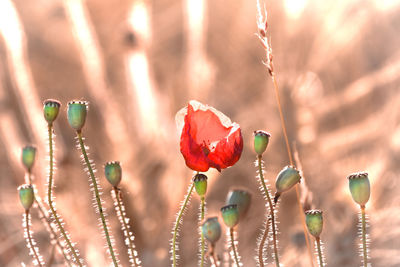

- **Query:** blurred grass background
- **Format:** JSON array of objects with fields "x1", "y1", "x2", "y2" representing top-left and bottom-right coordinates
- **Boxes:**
[{"x1": 0, "y1": 0, "x2": 400, "y2": 266}]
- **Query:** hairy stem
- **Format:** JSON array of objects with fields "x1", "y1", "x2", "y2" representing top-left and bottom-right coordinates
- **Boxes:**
[
  {"x1": 47, "y1": 125, "x2": 82, "y2": 266},
  {"x1": 257, "y1": 155, "x2": 279, "y2": 266},
  {"x1": 113, "y1": 187, "x2": 140, "y2": 267},
  {"x1": 77, "y1": 131, "x2": 118, "y2": 266},
  {"x1": 361, "y1": 206, "x2": 368, "y2": 267},
  {"x1": 229, "y1": 228, "x2": 240, "y2": 267},
  {"x1": 200, "y1": 196, "x2": 205, "y2": 267},
  {"x1": 25, "y1": 211, "x2": 44, "y2": 267},
  {"x1": 172, "y1": 181, "x2": 195, "y2": 267},
  {"x1": 316, "y1": 238, "x2": 324, "y2": 267}
]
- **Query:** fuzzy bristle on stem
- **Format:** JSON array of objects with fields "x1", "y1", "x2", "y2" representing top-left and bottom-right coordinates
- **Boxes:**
[
  {"x1": 23, "y1": 211, "x2": 45, "y2": 266},
  {"x1": 76, "y1": 131, "x2": 119, "y2": 266},
  {"x1": 360, "y1": 206, "x2": 369, "y2": 267},
  {"x1": 171, "y1": 181, "x2": 195, "y2": 266},
  {"x1": 199, "y1": 196, "x2": 206, "y2": 267},
  {"x1": 112, "y1": 188, "x2": 141, "y2": 267},
  {"x1": 315, "y1": 238, "x2": 325, "y2": 267},
  {"x1": 228, "y1": 228, "x2": 242, "y2": 267},
  {"x1": 47, "y1": 124, "x2": 83, "y2": 266}
]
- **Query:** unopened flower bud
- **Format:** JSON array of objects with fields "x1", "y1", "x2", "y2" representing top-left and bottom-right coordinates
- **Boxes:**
[
  {"x1": 226, "y1": 189, "x2": 251, "y2": 219},
  {"x1": 193, "y1": 173, "x2": 208, "y2": 197},
  {"x1": 18, "y1": 184, "x2": 34, "y2": 211},
  {"x1": 202, "y1": 217, "x2": 221, "y2": 244},
  {"x1": 104, "y1": 161, "x2": 122, "y2": 187},
  {"x1": 67, "y1": 101, "x2": 88, "y2": 131},
  {"x1": 43, "y1": 99, "x2": 61, "y2": 124},
  {"x1": 21, "y1": 145, "x2": 36, "y2": 172},
  {"x1": 221, "y1": 204, "x2": 239, "y2": 228},
  {"x1": 275, "y1": 166, "x2": 301, "y2": 193},
  {"x1": 348, "y1": 172, "x2": 370, "y2": 207},
  {"x1": 254, "y1": 130, "x2": 270, "y2": 156},
  {"x1": 305, "y1": 209, "x2": 323, "y2": 238}
]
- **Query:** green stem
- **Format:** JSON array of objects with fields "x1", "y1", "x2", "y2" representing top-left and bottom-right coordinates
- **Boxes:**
[
  {"x1": 48, "y1": 125, "x2": 82, "y2": 266},
  {"x1": 361, "y1": 206, "x2": 368, "y2": 267},
  {"x1": 200, "y1": 196, "x2": 205, "y2": 267},
  {"x1": 25, "y1": 211, "x2": 43, "y2": 267},
  {"x1": 316, "y1": 238, "x2": 324, "y2": 267},
  {"x1": 229, "y1": 228, "x2": 240, "y2": 267},
  {"x1": 172, "y1": 181, "x2": 195, "y2": 267},
  {"x1": 114, "y1": 187, "x2": 139, "y2": 267},
  {"x1": 77, "y1": 131, "x2": 119, "y2": 266},
  {"x1": 257, "y1": 155, "x2": 279, "y2": 267}
]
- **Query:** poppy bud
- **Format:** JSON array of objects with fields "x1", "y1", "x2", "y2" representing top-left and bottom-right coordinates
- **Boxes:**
[
  {"x1": 43, "y1": 99, "x2": 61, "y2": 124},
  {"x1": 202, "y1": 217, "x2": 221, "y2": 244},
  {"x1": 226, "y1": 189, "x2": 251, "y2": 219},
  {"x1": 221, "y1": 204, "x2": 239, "y2": 228},
  {"x1": 254, "y1": 130, "x2": 270, "y2": 156},
  {"x1": 21, "y1": 145, "x2": 36, "y2": 172},
  {"x1": 305, "y1": 209, "x2": 323, "y2": 238},
  {"x1": 18, "y1": 184, "x2": 34, "y2": 211},
  {"x1": 348, "y1": 172, "x2": 370, "y2": 207},
  {"x1": 104, "y1": 161, "x2": 122, "y2": 187},
  {"x1": 193, "y1": 173, "x2": 208, "y2": 197},
  {"x1": 275, "y1": 166, "x2": 301, "y2": 193},
  {"x1": 67, "y1": 101, "x2": 88, "y2": 131}
]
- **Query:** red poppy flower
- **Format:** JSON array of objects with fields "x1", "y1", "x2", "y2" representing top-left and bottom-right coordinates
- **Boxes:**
[{"x1": 176, "y1": 100, "x2": 243, "y2": 172}]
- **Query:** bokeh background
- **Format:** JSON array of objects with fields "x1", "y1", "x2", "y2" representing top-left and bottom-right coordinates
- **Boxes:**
[{"x1": 1, "y1": 0, "x2": 400, "y2": 266}]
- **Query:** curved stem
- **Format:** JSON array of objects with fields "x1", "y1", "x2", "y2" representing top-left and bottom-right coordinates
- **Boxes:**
[
  {"x1": 47, "y1": 125, "x2": 82, "y2": 266},
  {"x1": 209, "y1": 243, "x2": 218, "y2": 267},
  {"x1": 172, "y1": 181, "x2": 195, "y2": 267},
  {"x1": 257, "y1": 155, "x2": 279, "y2": 267},
  {"x1": 316, "y1": 238, "x2": 324, "y2": 267},
  {"x1": 114, "y1": 187, "x2": 139, "y2": 267},
  {"x1": 200, "y1": 196, "x2": 205, "y2": 267},
  {"x1": 229, "y1": 228, "x2": 240, "y2": 267},
  {"x1": 77, "y1": 131, "x2": 119, "y2": 266},
  {"x1": 25, "y1": 211, "x2": 43, "y2": 267},
  {"x1": 361, "y1": 206, "x2": 368, "y2": 267}
]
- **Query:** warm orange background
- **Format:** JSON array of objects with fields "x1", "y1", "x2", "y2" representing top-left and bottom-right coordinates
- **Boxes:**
[{"x1": 0, "y1": 0, "x2": 399, "y2": 266}]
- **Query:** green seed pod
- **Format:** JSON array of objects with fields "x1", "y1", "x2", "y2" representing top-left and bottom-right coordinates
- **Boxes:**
[
  {"x1": 348, "y1": 172, "x2": 370, "y2": 207},
  {"x1": 221, "y1": 204, "x2": 239, "y2": 228},
  {"x1": 226, "y1": 189, "x2": 251, "y2": 219},
  {"x1": 253, "y1": 130, "x2": 271, "y2": 156},
  {"x1": 21, "y1": 145, "x2": 36, "y2": 172},
  {"x1": 104, "y1": 161, "x2": 122, "y2": 187},
  {"x1": 202, "y1": 217, "x2": 221, "y2": 244},
  {"x1": 275, "y1": 165, "x2": 301, "y2": 193},
  {"x1": 43, "y1": 99, "x2": 61, "y2": 124},
  {"x1": 193, "y1": 173, "x2": 208, "y2": 197},
  {"x1": 67, "y1": 101, "x2": 88, "y2": 131},
  {"x1": 18, "y1": 184, "x2": 34, "y2": 211},
  {"x1": 305, "y1": 209, "x2": 323, "y2": 238}
]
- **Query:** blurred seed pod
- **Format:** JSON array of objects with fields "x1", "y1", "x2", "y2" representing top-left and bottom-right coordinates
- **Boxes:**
[
  {"x1": 21, "y1": 145, "x2": 36, "y2": 172},
  {"x1": 193, "y1": 173, "x2": 208, "y2": 197},
  {"x1": 348, "y1": 172, "x2": 370, "y2": 206},
  {"x1": 226, "y1": 189, "x2": 251, "y2": 219},
  {"x1": 43, "y1": 99, "x2": 61, "y2": 124},
  {"x1": 221, "y1": 204, "x2": 239, "y2": 228},
  {"x1": 104, "y1": 161, "x2": 122, "y2": 187},
  {"x1": 67, "y1": 101, "x2": 88, "y2": 131},
  {"x1": 305, "y1": 209, "x2": 323, "y2": 238},
  {"x1": 202, "y1": 217, "x2": 221, "y2": 244},
  {"x1": 275, "y1": 165, "x2": 301, "y2": 193},
  {"x1": 18, "y1": 184, "x2": 34, "y2": 211},
  {"x1": 253, "y1": 130, "x2": 270, "y2": 156}
]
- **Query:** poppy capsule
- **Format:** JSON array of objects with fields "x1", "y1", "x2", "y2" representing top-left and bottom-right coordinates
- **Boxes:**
[
  {"x1": 22, "y1": 145, "x2": 36, "y2": 172},
  {"x1": 226, "y1": 189, "x2": 251, "y2": 219},
  {"x1": 348, "y1": 172, "x2": 370, "y2": 207},
  {"x1": 67, "y1": 101, "x2": 88, "y2": 131},
  {"x1": 253, "y1": 130, "x2": 270, "y2": 156},
  {"x1": 176, "y1": 100, "x2": 243, "y2": 172},
  {"x1": 275, "y1": 166, "x2": 301, "y2": 193},
  {"x1": 43, "y1": 99, "x2": 61, "y2": 124},
  {"x1": 104, "y1": 161, "x2": 122, "y2": 187},
  {"x1": 193, "y1": 173, "x2": 208, "y2": 197},
  {"x1": 221, "y1": 204, "x2": 240, "y2": 228},
  {"x1": 18, "y1": 184, "x2": 34, "y2": 211},
  {"x1": 202, "y1": 217, "x2": 222, "y2": 244},
  {"x1": 305, "y1": 209, "x2": 323, "y2": 238}
]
